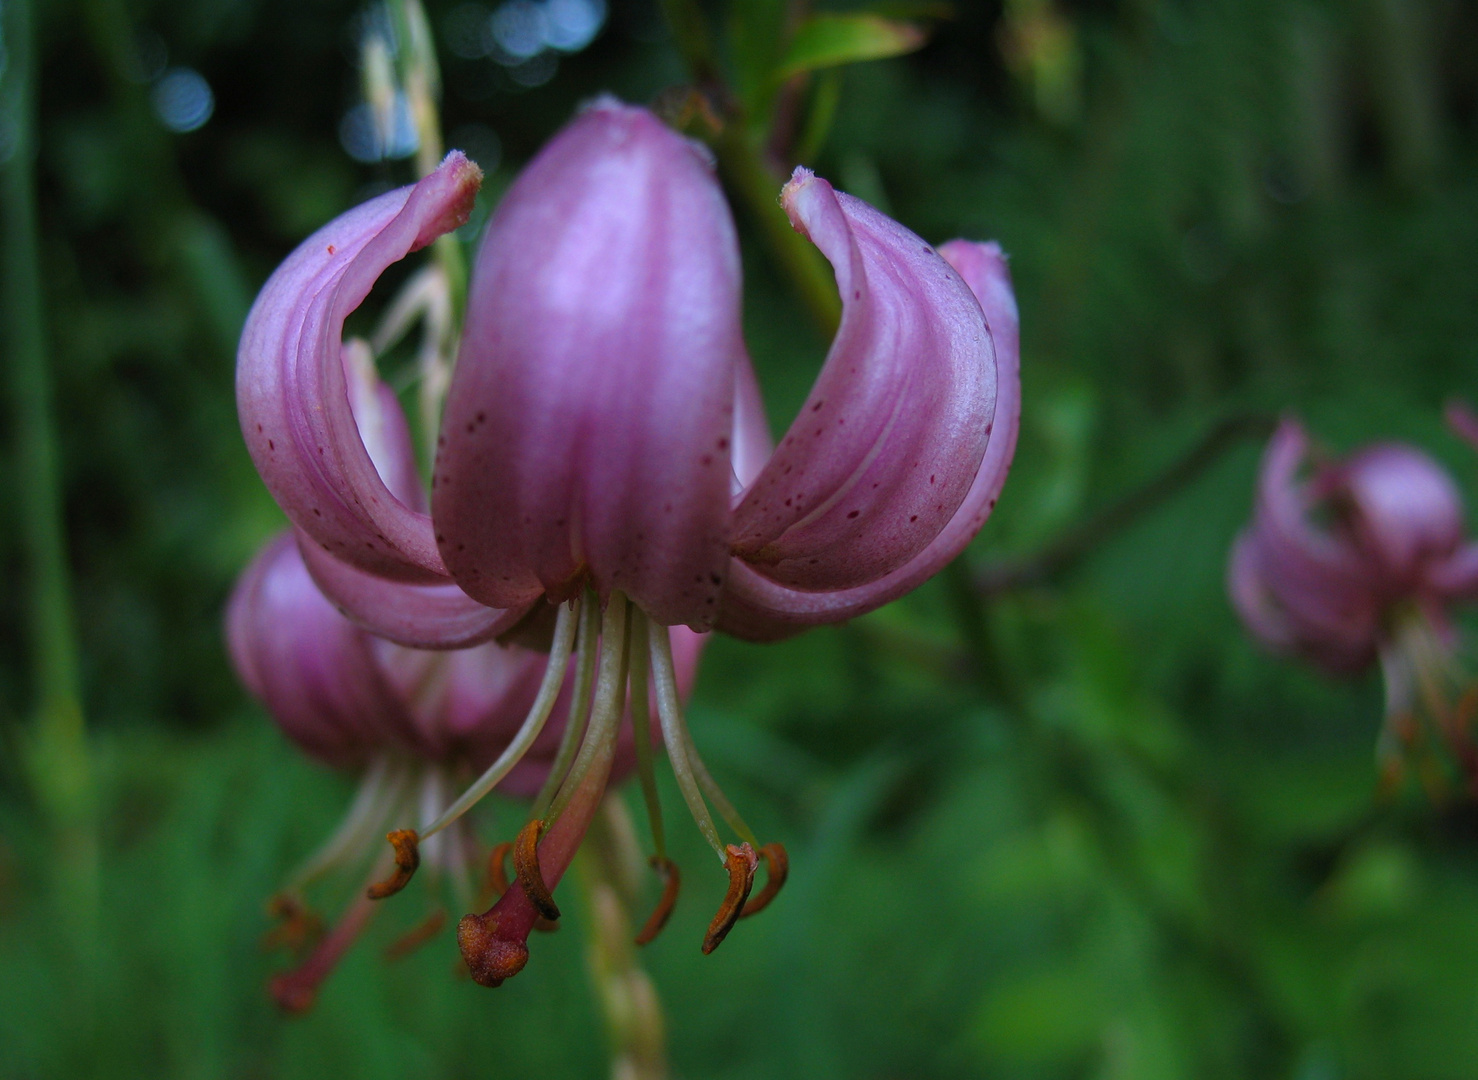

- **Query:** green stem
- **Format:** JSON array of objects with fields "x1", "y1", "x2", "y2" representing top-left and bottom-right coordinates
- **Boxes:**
[
  {"x1": 976, "y1": 412, "x2": 1277, "y2": 595},
  {"x1": 658, "y1": 0, "x2": 841, "y2": 334},
  {"x1": 714, "y1": 127, "x2": 841, "y2": 335},
  {"x1": 3, "y1": 0, "x2": 97, "y2": 876}
]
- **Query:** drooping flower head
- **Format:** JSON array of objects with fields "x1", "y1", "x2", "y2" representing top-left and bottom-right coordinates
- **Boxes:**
[
  {"x1": 236, "y1": 97, "x2": 1020, "y2": 982},
  {"x1": 1229, "y1": 418, "x2": 1478, "y2": 792}
]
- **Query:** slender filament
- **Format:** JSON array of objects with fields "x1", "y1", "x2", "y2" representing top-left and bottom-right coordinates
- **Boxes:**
[
  {"x1": 626, "y1": 607, "x2": 666, "y2": 859},
  {"x1": 285, "y1": 756, "x2": 406, "y2": 892},
  {"x1": 546, "y1": 593, "x2": 629, "y2": 826},
  {"x1": 419, "y1": 598, "x2": 580, "y2": 838},
  {"x1": 649, "y1": 620, "x2": 725, "y2": 860},
  {"x1": 531, "y1": 594, "x2": 601, "y2": 820}
]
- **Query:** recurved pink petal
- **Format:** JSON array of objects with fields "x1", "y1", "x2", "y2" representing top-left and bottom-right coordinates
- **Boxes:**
[
  {"x1": 716, "y1": 239, "x2": 1019, "y2": 641},
  {"x1": 237, "y1": 153, "x2": 481, "y2": 584},
  {"x1": 298, "y1": 533, "x2": 526, "y2": 650},
  {"x1": 728, "y1": 170, "x2": 995, "y2": 593},
  {"x1": 1338, "y1": 443, "x2": 1464, "y2": 585},
  {"x1": 437, "y1": 100, "x2": 741, "y2": 630},
  {"x1": 226, "y1": 533, "x2": 416, "y2": 768}
]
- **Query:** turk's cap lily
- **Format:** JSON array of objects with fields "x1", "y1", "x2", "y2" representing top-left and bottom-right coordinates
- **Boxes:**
[
  {"x1": 236, "y1": 98, "x2": 1019, "y2": 646},
  {"x1": 1228, "y1": 417, "x2": 1478, "y2": 675}
]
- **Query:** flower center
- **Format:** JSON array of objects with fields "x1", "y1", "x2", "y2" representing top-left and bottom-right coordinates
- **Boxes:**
[{"x1": 362, "y1": 589, "x2": 788, "y2": 986}]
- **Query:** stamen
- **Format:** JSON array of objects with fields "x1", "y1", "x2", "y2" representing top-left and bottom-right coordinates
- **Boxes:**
[
  {"x1": 513, "y1": 818, "x2": 562, "y2": 922},
  {"x1": 701, "y1": 843, "x2": 758, "y2": 955},
  {"x1": 366, "y1": 829, "x2": 421, "y2": 899},
  {"x1": 483, "y1": 840, "x2": 514, "y2": 900},
  {"x1": 682, "y1": 723, "x2": 758, "y2": 847},
  {"x1": 457, "y1": 595, "x2": 633, "y2": 987},
  {"x1": 285, "y1": 756, "x2": 406, "y2": 892},
  {"x1": 483, "y1": 839, "x2": 559, "y2": 932},
  {"x1": 269, "y1": 892, "x2": 377, "y2": 1014},
  {"x1": 634, "y1": 856, "x2": 681, "y2": 946},
  {"x1": 531, "y1": 595, "x2": 601, "y2": 820},
  {"x1": 384, "y1": 907, "x2": 447, "y2": 961},
  {"x1": 649, "y1": 620, "x2": 725, "y2": 860},
  {"x1": 262, "y1": 894, "x2": 325, "y2": 955},
  {"x1": 546, "y1": 593, "x2": 631, "y2": 826},
  {"x1": 740, "y1": 842, "x2": 789, "y2": 918},
  {"x1": 627, "y1": 609, "x2": 666, "y2": 859},
  {"x1": 418, "y1": 598, "x2": 581, "y2": 839}
]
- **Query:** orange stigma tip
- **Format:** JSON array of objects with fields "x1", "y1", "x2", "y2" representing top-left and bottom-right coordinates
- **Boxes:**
[
  {"x1": 457, "y1": 911, "x2": 528, "y2": 988},
  {"x1": 513, "y1": 818, "x2": 562, "y2": 922},
  {"x1": 740, "y1": 843, "x2": 789, "y2": 919},
  {"x1": 384, "y1": 907, "x2": 448, "y2": 961},
  {"x1": 366, "y1": 829, "x2": 421, "y2": 900},
  {"x1": 634, "y1": 856, "x2": 682, "y2": 947},
  {"x1": 702, "y1": 843, "x2": 758, "y2": 955}
]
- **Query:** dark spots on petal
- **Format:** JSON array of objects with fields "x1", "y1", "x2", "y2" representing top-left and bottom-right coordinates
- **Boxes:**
[
  {"x1": 457, "y1": 543, "x2": 466, "y2": 552},
  {"x1": 847, "y1": 510, "x2": 859, "y2": 519},
  {"x1": 701, "y1": 455, "x2": 712, "y2": 466},
  {"x1": 438, "y1": 435, "x2": 446, "y2": 447},
  {"x1": 256, "y1": 424, "x2": 263, "y2": 433},
  {"x1": 930, "y1": 475, "x2": 936, "y2": 484},
  {"x1": 784, "y1": 498, "x2": 792, "y2": 507},
  {"x1": 436, "y1": 533, "x2": 445, "y2": 542},
  {"x1": 267, "y1": 440, "x2": 275, "y2": 450},
  {"x1": 853, "y1": 290, "x2": 860, "y2": 300},
  {"x1": 985, "y1": 423, "x2": 993, "y2": 434},
  {"x1": 476, "y1": 412, "x2": 486, "y2": 424},
  {"x1": 313, "y1": 508, "x2": 322, "y2": 517},
  {"x1": 327, "y1": 244, "x2": 337, "y2": 255},
  {"x1": 366, "y1": 541, "x2": 376, "y2": 549},
  {"x1": 909, "y1": 515, "x2": 918, "y2": 522},
  {"x1": 466, "y1": 422, "x2": 475, "y2": 434},
  {"x1": 811, "y1": 401, "x2": 824, "y2": 412},
  {"x1": 717, "y1": 437, "x2": 729, "y2": 450},
  {"x1": 709, "y1": 572, "x2": 722, "y2": 585}
]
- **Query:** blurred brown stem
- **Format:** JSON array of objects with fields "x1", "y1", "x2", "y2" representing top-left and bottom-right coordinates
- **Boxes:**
[{"x1": 977, "y1": 412, "x2": 1276, "y2": 594}]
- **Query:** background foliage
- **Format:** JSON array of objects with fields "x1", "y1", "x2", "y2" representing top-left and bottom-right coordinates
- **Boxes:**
[{"x1": 4, "y1": 0, "x2": 1478, "y2": 1077}]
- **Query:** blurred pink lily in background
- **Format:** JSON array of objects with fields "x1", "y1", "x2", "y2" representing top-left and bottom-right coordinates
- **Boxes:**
[
  {"x1": 235, "y1": 97, "x2": 1019, "y2": 981},
  {"x1": 1228, "y1": 417, "x2": 1478, "y2": 794}
]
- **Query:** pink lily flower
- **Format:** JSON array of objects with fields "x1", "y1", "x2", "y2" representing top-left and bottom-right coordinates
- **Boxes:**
[
  {"x1": 1228, "y1": 417, "x2": 1478, "y2": 792},
  {"x1": 235, "y1": 97, "x2": 1019, "y2": 979}
]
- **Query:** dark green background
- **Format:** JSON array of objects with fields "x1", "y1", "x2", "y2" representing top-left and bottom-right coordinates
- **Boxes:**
[{"x1": 4, "y1": 0, "x2": 1478, "y2": 1076}]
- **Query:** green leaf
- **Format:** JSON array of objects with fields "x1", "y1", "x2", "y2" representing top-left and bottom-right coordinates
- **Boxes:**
[{"x1": 775, "y1": 14, "x2": 927, "y2": 82}]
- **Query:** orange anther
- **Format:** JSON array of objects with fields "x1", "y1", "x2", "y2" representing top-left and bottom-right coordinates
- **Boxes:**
[
  {"x1": 701, "y1": 843, "x2": 758, "y2": 955},
  {"x1": 634, "y1": 856, "x2": 681, "y2": 946},
  {"x1": 513, "y1": 818, "x2": 561, "y2": 922},
  {"x1": 740, "y1": 842, "x2": 789, "y2": 918},
  {"x1": 482, "y1": 841, "x2": 514, "y2": 903},
  {"x1": 262, "y1": 893, "x2": 324, "y2": 954},
  {"x1": 366, "y1": 829, "x2": 421, "y2": 900},
  {"x1": 384, "y1": 907, "x2": 447, "y2": 961},
  {"x1": 485, "y1": 838, "x2": 558, "y2": 932}
]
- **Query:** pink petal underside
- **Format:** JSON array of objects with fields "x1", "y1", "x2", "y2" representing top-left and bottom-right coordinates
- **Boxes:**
[
  {"x1": 226, "y1": 533, "x2": 420, "y2": 768},
  {"x1": 436, "y1": 101, "x2": 740, "y2": 630},
  {"x1": 1337, "y1": 442, "x2": 1464, "y2": 584},
  {"x1": 717, "y1": 239, "x2": 1019, "y2": 641},
  {"x1": 1447, "y1": 399, "x2": 1478, "y2": 451},
  {"x1": 237, "y1": 153, "x2": 481, "y2": 584},
  {"x1": 376, "y1": 639, "x2": 552, "y2": 764},
  {"x1": 1428, "y1": 542, "x2": 1478, "y2": 598},
  {"x1": 1247, "y1": 419, "x2": 1378, "y2": 634},
  {"x1": 297, "y1": 531, "x2": 527, "y2": 650},
  {"x1": 728, "y1": 171, "x2": 995, "y2": 593}
]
